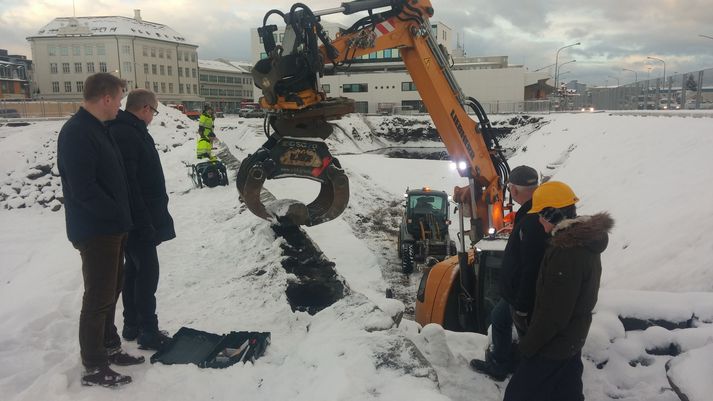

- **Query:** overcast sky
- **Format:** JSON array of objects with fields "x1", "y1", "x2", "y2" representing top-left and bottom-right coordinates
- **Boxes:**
[{"x1": 1, "y1": 0, "x2": 712, "y2": 87}]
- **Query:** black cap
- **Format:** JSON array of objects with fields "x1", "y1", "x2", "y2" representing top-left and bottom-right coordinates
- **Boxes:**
[{"x1": 508, "y1": 165, "x2": 539, "y2": 186}]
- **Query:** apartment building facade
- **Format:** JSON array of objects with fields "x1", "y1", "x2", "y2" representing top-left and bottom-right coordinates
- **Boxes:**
[
  {"x1": 0, "y1": 49, "x2": 33, "y2": 99},
  {"x1": 27, "y1": 10, "x2": 202, "y2": 108},
  {"x1": 198, "y1": 59, "x2": 254, "y2": 113}
]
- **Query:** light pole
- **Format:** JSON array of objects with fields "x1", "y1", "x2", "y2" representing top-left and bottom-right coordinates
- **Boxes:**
[
  {"x1": 534, "y1": 63, "x2": 555, "y2": 72},
  {"x1": 647, "y1": 56, "x2": 666, "y2": 108},
  {"x1": 555, "y1": 42, "x2": 580, "y2": 95},
  {"x1": 622, "y1": 68, "x2": 638, "y2": 83},
  {"x1": 622, "y1": 69, "x2": 638, "y2": 110},
  {"x1": 700, "y1": 34, "x2": 713, "y2": 40},
  {"x1": 608, "y1": 76, "x2": 620, "y2": 86}
]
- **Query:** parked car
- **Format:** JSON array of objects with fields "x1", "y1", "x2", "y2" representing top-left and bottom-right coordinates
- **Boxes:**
[
  {"x1": 238, "y1": 108, "x2": 265, "y2": 118},
  {"x1": 0, "y1": 108, "x2": 21, "y2": 118}
]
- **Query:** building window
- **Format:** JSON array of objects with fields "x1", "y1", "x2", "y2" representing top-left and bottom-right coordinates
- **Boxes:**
[
  {"x1": 322, "y1": 84, "x2": 330, "y2": 93},
  {"x1": 76, "y1": 81, "x2": 84, "y2": 92},
  {"x1": 183, "y1": 52, "x2": 189, "y2": 62},
  {"x1": 193, "y1": 84, "x2": 197, "y2": 93},
  {"x1": 60, "y1": 46, "x2": 68, "y2": 56},
  {"x1": 72, "y1": 45, "x2": 81, "y2": 56},
  {"x1": 192, "y1": 68, "x2": 196, "y2": 78},
  {"x1": 48, "y1": 45, "x2": 57, "y2": 56},
  {"x1": 167, "y1": 66, "x2": 173, "y2": 76},
  {"x1": 217, "y1": 76, "x2": 226, "y2": 83},
  {"x1": 143, "y1": 46, "x2": 148, "y2": 56},
  {"x1": 166, "y1": 50, "x2": 172, "y2": 60},
  {"x1": 186, "y1": 85, "x2": 190, "y2": 94},
  {"x1": 99, "y1": 62, "x2": 107, "y2": 72},
  {"x1": 152, "y1": 64, "x2": 157, "y2": 74},
  {"x1": 144, "y1": 64, "x2": 149, "y2": 74},
  {"x1": 160, "y1": 65, "x2": 165, "y2": 75},
  {"x1": 74, "y1": 62, "x2": 82, "y2": 73},
  {"x1": 50, "y1": 63, "x2": 58, "y2": 74},
  {"x1": 190, "y1": 52, "x2": 196, "y2": 62},
  {"x1": 343, "y1": 83, "x2": 368, "y2": 93},
  {"x1": 226, "y1": 76, "x2": 233, "y2": 84},
  {"x1": 62, "y1": 63, "x2": 70, "y2": 73},
  {"x1": 161, "y1": 82, "x2": 166, "y2": 93},
  {"x1": 87, "y1": 62, "x2": 95, "y2": 73},
  {"x1": 122, "y1": 45, "x2": 131, "y2": 55},
  {"x1": 64, "y1": 81, "x2": 72, "y2": 92},
  {"x1": 97, "y1": 45, "x2": 106, "y2": 56},
  {"x1": 210, "y1": 88, "x2": 218, "y2": 96},
  {"x1": 51, "y1": 81, "x2": 59, "y2": 92},
  {"x1": 153, "y1": 82, "x2": 159, "y2": 92},
  {"x1": 401, "y1": 82, "x2": 417, "y2": 91},
  {"x1": 145, "y1": 81, "x2": 150, "y2": 89},
  {"x1": 179, "y1": 84, "x2": 184, "y2": 94},
  {"x1": 85, "y1": 45, "x2": 93, "y2": 56},
  {"x1": 355, "y1": 101, "x2": 368, "y2": 113},
  {"x1": 159, "y1": 49, "x2": 164, "y2": 58},
  {"x1": 177, "y1": 50, "x2": 182, "y2": 60},
  {"x1": 150, "y1": 48, "x2": 156, "y2": 57},
  {"x1": 383, "y1": 49, "x2": 393, "y2": 58},
  {"x1": 168, "y1": 83, "x2": 174, "y2": 93},
  {"x1": 123, "y1": 61, "x2": 132, "y2": 73},
  {"x1": 178, "y1": 67, "x2": 183, "y2": 77},
  {"x1": 368, "y1": 52, "x2": 378, "y2": 59}
]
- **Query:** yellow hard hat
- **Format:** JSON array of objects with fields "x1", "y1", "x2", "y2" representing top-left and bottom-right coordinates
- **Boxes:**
[{"x1": 528, "y1": 181, "x2": 579, "y2": 213}]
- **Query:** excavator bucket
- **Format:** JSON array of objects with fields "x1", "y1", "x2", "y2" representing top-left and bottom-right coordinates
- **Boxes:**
[{"x1": 236, "y1": 138, "x2": 349, "y2": 226}]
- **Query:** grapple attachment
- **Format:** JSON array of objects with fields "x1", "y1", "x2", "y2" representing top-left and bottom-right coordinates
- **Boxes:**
[{"x1": 236, "y1": 138, "x2": 349, "y2": 226}]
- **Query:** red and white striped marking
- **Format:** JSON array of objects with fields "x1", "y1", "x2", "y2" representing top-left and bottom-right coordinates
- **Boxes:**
[{"x1": 374, "y1": 20, "x2": 396, "y2": 37}]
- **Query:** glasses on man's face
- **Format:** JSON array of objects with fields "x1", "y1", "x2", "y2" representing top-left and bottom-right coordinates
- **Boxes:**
[{"x1": 148, "y1": 105, "x2": 159, "y2": 116}]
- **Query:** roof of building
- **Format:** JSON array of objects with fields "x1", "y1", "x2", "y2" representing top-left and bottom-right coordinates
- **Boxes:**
[
  {"x1": 198, "y1": 59, "x2": 251, "y2": 74},
  {"x1": 28, "y1": 16, "x2": 195, "y2": 46}
]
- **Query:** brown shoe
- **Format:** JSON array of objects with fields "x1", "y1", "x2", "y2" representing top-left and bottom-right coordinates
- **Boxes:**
[
  {"x1": 81, "y1": 365, "x2": 132, "y2": 388},
  {"x1": 108, "y1": 347, "x2": 145, "y2": 366}
]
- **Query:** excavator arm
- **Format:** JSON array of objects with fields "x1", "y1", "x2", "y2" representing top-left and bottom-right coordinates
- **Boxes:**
[{"x1": 238, "y1": 0, "x2": 510, "y2": 240}]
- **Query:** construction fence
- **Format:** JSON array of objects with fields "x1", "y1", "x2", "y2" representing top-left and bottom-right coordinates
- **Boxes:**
[{"x1": 0, "y1": 100, "x2": 82, "y2": 119}]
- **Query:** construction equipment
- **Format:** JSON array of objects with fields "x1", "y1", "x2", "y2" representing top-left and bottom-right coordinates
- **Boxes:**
[
  {"x1": 398, "y1": 187, "x2": 456, "y2": 274},
  {"x1": 239, "y1": 0, "x2": 512, "y2": 332}
]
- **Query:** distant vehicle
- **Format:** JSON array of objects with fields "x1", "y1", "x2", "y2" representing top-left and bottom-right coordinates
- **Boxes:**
[
  {"x1": 0, "y1": 108, "x2": 21, "y2": 118},
  {"x1": 580, "y1": 106, "x2": 595, "y2": 112},
  {"x1": 238, "y1": 108, "x2": 265, "y2": 118},
  {"x1": 168, "y1": 104, "x2": 201, "y2": 120}
]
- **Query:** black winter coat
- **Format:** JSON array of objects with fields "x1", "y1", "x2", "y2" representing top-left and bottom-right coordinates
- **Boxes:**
[
  {"x1": 519, "y1": 213, "x2": 614, "y2": 360},
  {"x1": 57, "y1": 107, "x2": 132, "y2": 243},
  {"x1": 109, "y1": 110, "x2": 175, "y2": 245},
  {"x1": 499, "y1": 199, "x2": 549, "y2": 314}
]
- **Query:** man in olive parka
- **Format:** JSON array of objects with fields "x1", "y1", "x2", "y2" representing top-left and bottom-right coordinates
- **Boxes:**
[{"x1": 504, "y1": 181, "x2": 614, "y2": 401}]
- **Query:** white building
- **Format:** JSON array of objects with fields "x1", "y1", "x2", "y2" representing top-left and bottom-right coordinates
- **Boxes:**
[
  {"x1": 197, "y1": 59, "x2": 254, "y2": 113},
  {"x1": 27, "y1": 10, "x2": 202, "y2": 107},
  {"x1": 250, "y1": 20, "x2": 548, "y2": 113}
]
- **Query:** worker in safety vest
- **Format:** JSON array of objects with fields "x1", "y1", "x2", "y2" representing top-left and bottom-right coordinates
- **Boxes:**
[{"x1": 197, "y1": 104, "x2": 216, "y2": 160}]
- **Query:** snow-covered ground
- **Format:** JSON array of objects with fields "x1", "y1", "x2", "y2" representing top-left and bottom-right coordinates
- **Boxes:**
[{"x1": 1, "y1": 106, "x2": 712, "y2": 401}]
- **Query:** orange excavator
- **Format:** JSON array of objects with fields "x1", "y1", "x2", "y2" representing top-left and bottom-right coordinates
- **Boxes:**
[{"x1": 236, "y1": 0, "x2": 513, "y2": 333}]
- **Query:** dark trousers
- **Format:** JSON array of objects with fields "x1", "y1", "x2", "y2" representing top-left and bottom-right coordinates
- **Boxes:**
[
  {"x1": 490, "y1": 298, "x2": 513, "y2": 365},
  {"x1": 122, "y1": 240, "x2": 160, "y2": 332},
  {"x1": 504, "y1": 351, "x2": 584, "y2": 401},
  {"x1": 75, "y1": 233, "x2": 127, "y2": 368}
]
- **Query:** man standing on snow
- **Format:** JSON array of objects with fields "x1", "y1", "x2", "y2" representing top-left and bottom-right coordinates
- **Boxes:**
[
  {"x1": 504, "y1": 181, "x2": 613, "y2": 401},
  {"x1": 469, "y1": 165, "x2": 548, "y2": 381},
  {"x1": 57, "y1": 73, "x2": 144, "y2": 388},
  {"x1": 109, "y1": 89, "x2": 176, "y2": 351},
  {"x1": 197, "y1": 104, "x2": 216, "y2": 160}
]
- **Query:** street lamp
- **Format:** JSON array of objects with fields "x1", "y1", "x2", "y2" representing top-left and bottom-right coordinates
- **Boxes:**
[
  {"x1": 647, "y1": 56, "x2": 666, "y2": 108},
  {"x1": 555, "y1": 42, "x2": 581, "y2": 94},
  {"x1": 608, "y1": 76, "x2": 620, "y2": 87},
  {"x1": 700, "y1": 34, "x2": 713, "y2": 40},
  {"x1": 622, "y1": 68, "x2": 638, "y2": 83},
  {"x1": 534, "y1": 63, "x2": 555, "y2": 72}
]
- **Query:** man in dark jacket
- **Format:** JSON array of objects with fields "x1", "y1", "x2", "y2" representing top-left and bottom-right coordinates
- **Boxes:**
[
  {"x1": 470, "y1": 165, "x2": 548, "y2": 381},
  {"x1": 504, "y1": 181, "x2": 614, "y2": 401},
  {"x1": 109, "y1": 89, "x2": 176, "y2": 351},
  {"x1": 58, "y1": 73, "x2": 144, "y2": 388}
]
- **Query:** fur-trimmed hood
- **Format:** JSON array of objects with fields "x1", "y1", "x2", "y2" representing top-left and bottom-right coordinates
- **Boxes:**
[{"x1": 549, "y1": 212, "x2": 614, "y2": 253}]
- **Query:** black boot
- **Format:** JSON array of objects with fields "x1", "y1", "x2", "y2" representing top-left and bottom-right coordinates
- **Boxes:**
[
  {"x1": 81, "y1": 365, "x2": 132, "y2": 388},
  {"x1": 469, "y1": 354, "x2": 509, "y2": 381},
  {"x1": 137, "y1": 330, "x2": 172, "y2": 351},
  {"x1": 108, "y1": 347, "x2": 145, "y2": 366}
]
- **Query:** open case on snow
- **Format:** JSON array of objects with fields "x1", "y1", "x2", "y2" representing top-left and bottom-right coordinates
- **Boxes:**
[{"x1": 150, "y1": 327, "x2": 271, "y2": 368}]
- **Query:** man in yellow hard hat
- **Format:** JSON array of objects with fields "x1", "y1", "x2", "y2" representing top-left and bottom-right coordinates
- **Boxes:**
[{"x1": 504, "y1": 181, "x2": 614, "y2": 401}]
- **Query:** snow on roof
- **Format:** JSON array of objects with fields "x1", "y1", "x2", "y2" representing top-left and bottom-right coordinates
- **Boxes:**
[
  {"x1": 29, "y1": 16, "x2": 195, "y2": 46},
  {"x1": 198, "y1": 59, "x2": 252, "y2": 74}
]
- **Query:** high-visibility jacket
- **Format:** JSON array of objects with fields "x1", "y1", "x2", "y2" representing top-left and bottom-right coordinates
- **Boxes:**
[{"x1": 197, "y1": 113, "x2": 215, "y2": 158}]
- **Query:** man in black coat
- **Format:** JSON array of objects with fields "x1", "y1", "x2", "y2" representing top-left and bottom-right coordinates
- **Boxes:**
[
  {"x1": 470, "y1": 165, "x2": 548, "y2": 381},
  {"x1": 109, "y1": 89, "x2": 176, "y2": 351},
  {"x1": 58, "y1": 73, "x2": 144, "y2": 388}
]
